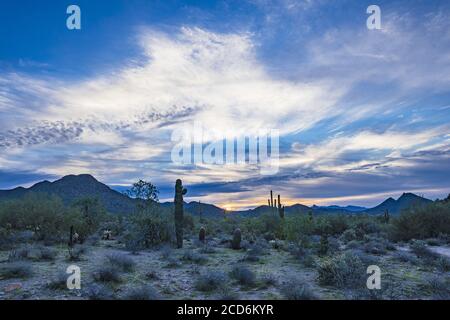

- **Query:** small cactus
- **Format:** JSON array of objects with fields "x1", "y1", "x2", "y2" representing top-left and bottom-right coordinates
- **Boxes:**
[
  {"x1": 231, "y1": 228, "x2": 242, "y2": 250},
  {"x1": 174, "y1": 179, "x2": 187, "y2": 248},
  {"x1": 199, "y1": 227, "x2": 206, "y2": 243}
]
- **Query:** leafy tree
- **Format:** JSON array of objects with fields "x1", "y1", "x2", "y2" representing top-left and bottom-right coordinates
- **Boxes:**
[
  {"x1": 71, "y1": 197, "x2": 106, "y2": 238},
  {"x1": 125, "y1": 180, "x2": 159, "y2": 212}
]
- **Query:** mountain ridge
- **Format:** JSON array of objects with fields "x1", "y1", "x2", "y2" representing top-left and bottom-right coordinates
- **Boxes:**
[{"x1": 0, "y1": 174, "x2": 435, "y2": 216}]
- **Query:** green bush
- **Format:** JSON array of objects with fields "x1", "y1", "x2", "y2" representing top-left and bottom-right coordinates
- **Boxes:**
[
  {"x1": 318, "y1": 252, "x2": 366, "y2": 288},
  {"x1": 181, "y1": 249, "x2": 208, "y2": 264},
  {"x1": 126, "y1": 207, "x2": 174, "y2": 248},
  {"x1": 229, "y1": 265, "x2": 256, "y2": 287},
  {"x1": 124, "y1": 285, "x2": 161, "y2": 300},
  {"x1": 195, "y1": 271, "x2": 227, "y2": 292},
  {"x1": 0, "y1": 193, "x2": 105, "y2": 243},
  {"x1": 281, "y1": 278, "x2": 318, "y2": 300},
  {"x1": 390, "y1": 201, "x2": 450, "y2": 241},
  {"x1": 93, "y1": 266, "x2": 121, "y2": 283},
  {"x1": 0, "y1": 261, "x2": 33, "y2": 279},
  {"x1": 106, "y1": 253, "x2": 136, "y2": 272}
]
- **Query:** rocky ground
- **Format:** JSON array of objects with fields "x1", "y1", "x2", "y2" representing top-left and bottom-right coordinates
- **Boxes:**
[{"x1": 0, "y1": 237, "x2": 449, "y2": 300}]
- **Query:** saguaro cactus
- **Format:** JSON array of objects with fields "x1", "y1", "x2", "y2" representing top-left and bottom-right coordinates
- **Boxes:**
[
  {"x1": 199, "y1": 227, "x2": 206, "y2": 243},
  {"x1": 277, "y1": 194, "x2": 285, "y2": 219},
  {"x1": 69, "y1": 225, "x2": 74, "y2": 247},
  {"x1": 231, "y1": 228, "x2": 242, "y2": 250},
  {"x1": 270, "y1": 190, "x2": 274, "y2": 207},
  {"x1": 384, "y1": 209, "x2": 390, "y2": 224},
  {"x1": 174, "y1": 179, "x2": 187, "y2": 248}
]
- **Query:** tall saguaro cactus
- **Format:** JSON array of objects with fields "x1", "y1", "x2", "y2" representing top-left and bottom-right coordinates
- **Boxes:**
[
  {"x1": 384, "y1": 209, "x2": 390, "y2": 224},
  {"x1": 270, "y1": 190, "x2": 274, "y2": 207},
  {"x1": 174, "y1": 179, "x2": 187, "y2": 248},
  {"x1": 268, "y1": 190, "x2": 285, "y2": 218},
  {"x1": 277, "y1": 194, "x2": 285, "y2": 219}
]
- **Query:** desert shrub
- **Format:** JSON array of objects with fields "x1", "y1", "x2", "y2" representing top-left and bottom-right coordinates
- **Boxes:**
[
  {"x1": 318, "y1": 235, "x2": 330, "y2": 255},
  {"x1": 346, "y1": 249, "x2": 379, "y2": 265},
  {"x1": 160, "y1": 245, "x2": 173, "y2": 259},
  {"x1": 195, "y1": 271, "x2": 227, "y2": 292},
  {"x1": 229, "y1": 265, "x2": 256, "y2": 287},
  {"x1": 346, "y1": 240, "x2": 362, "y2": 249},
  {"x1": 70, "y1": 197, "x2": 107, "y2": 240},
  {"x1": 124, "y1": 285, "x2": 161, "y2": 300},
  {"x1": 284, "y1": 215, "x2": 314, "y2": 241},
  {"x1": 424, "y1": 275, "x2": 450, "y2": 299},
  {"x1": 364, "y1": 241, "x2": 387, "y2": 255},
  {"x1": 260, "y1": 273, "x2": 277, "y2": 288},
  {"x1": 342, "y1": 228, "x2": 358, "y2": 242},
  {"x1": 288, "y1": 243, "x2": 306, "y2": 260},
  {"x1": 199, "y1": 243, "x2": 216, "y2": 254},
  {"x1": 0, "y1": 261, "x2": 33, "y2": 279},
  {"x1": 145, "y1": 269, "x2": 159, "y2": 280},
  {"x1": 85, "y1": 234, "x2": 101, "y2": 246},
  {"x1": 242, "y1": 244, "x2": 267, "y2": 262},
  {"x1": 165, "y1": 256, "x2": 181, "y2": 268},
  {"x1": 435, "y1": 256, "x2": 450, "y2": 272},
  {"x1": 314, "y1": 215, "x2": 350, "y2": 236},
  {"x1": 281, "y1": 278, "x2": 317, "y2": 300},
  {"x1": 93, "y1": 266, "x2": 121, "y2": 283},
  {"x1": 0, "y1": 194, "x2": 105, "y2": 243},
  {"x1": 8, "y1": 247, "x2": 30, "y2": 261},
  {"x1": 0, "y1": 227, "x2": 15, "y2": 249},
  {"x1": 390, "y1": 201, "x2": 450, "y2": 241},
  {"x1": 217, "y1": 288, "x2": 240, "y2": 300},
  {"x1": 183, "y1": 214, "x2": 195, "y2": 232},
  {"x1": 288, "y1": 244, "x2": 315, "y2": 266},
  {"x1": 47, "y1": 270, "x2": 68, "y2": 290},
  {"x1": 393, "y1": 251, "x2": 419, "y2": 264},
  {"x1": 8, "y1": 245, "x2": 58, "y2": 261},
  {"x1": 426, "y1": 238, "x2": 442, "y2": 246},
  {"x1": 106, "y1": 253, "x2": 136, "y2": 272},
  {"x1": 68, "y1": 245, "x2": 87, "y2": 261},
  {"x1": 84, "y1": 284, "x2": 114, "y2": 300},
  {"x1": 410, "y1": 240, "x2": 439, "y2": 263},
  {"x1": 181, "y1": 250, "x2": 208, "y2": 264},
  {"x1": 317, "y1": 252, "x2": 366, "y2": 288},
  {"x1": 128, "y1": 208, "x2": 175, "y2": 247},
  {"x1": 249, "y1": 213, "x2": 285, "y2": 239},
  {"x1": 36, "y1": 246, "x2": 58, "y2": 261}
]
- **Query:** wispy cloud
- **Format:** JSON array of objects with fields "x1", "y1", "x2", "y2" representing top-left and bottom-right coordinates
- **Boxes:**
[{"x1": 0, "y1": 6, "x2": 449, "y2": 208}]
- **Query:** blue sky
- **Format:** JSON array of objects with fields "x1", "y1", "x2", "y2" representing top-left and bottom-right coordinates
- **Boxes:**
[{"x1": 0, "y1": 0, "x2": 449, "y2": 209}]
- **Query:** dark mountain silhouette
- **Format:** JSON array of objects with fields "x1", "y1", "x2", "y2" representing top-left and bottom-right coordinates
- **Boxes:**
[
  {"x1": 0, "y1": 174, "x2": 434, "y2": 216},
  {"x1": 317, "y1": 205, "x2": 367, "y2": 212},
  {"x1": 0, "y1": 174, "x2": 136, "y2": 214},
  {"x1": 160, "y1": 201, "x2": 225, "y2": 217},
  {"x1": 235, "y1": 203, "x2": 311, "y2": 217},
  {"x1": 364, "y1": 193, "x2": 432, "y2": 215}
]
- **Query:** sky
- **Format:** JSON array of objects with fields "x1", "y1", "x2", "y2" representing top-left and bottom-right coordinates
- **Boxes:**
[{"x1": 0, "y1": 0, "x2": 449, "y2": 210}]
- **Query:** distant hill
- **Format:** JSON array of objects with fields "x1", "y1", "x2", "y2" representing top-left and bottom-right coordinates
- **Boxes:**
[
  {"x1": 0, "y1": 174, "x2": 435, "y2": 217},
  {"x1": 317, "y1": 205, "x2": 367, "y2": 212},
  {"x1": 364, "y1": 193, "x2": 432, "y2": 215},
  {"x1": 161, "y1": 201, "x2": 226, "y2": 218},
  {"x1": 0, "y1": 174, "x2": 137, "y2": 214},
  {"x1": 235, "y1": 203, "x2": 311, "y2": 217}
]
